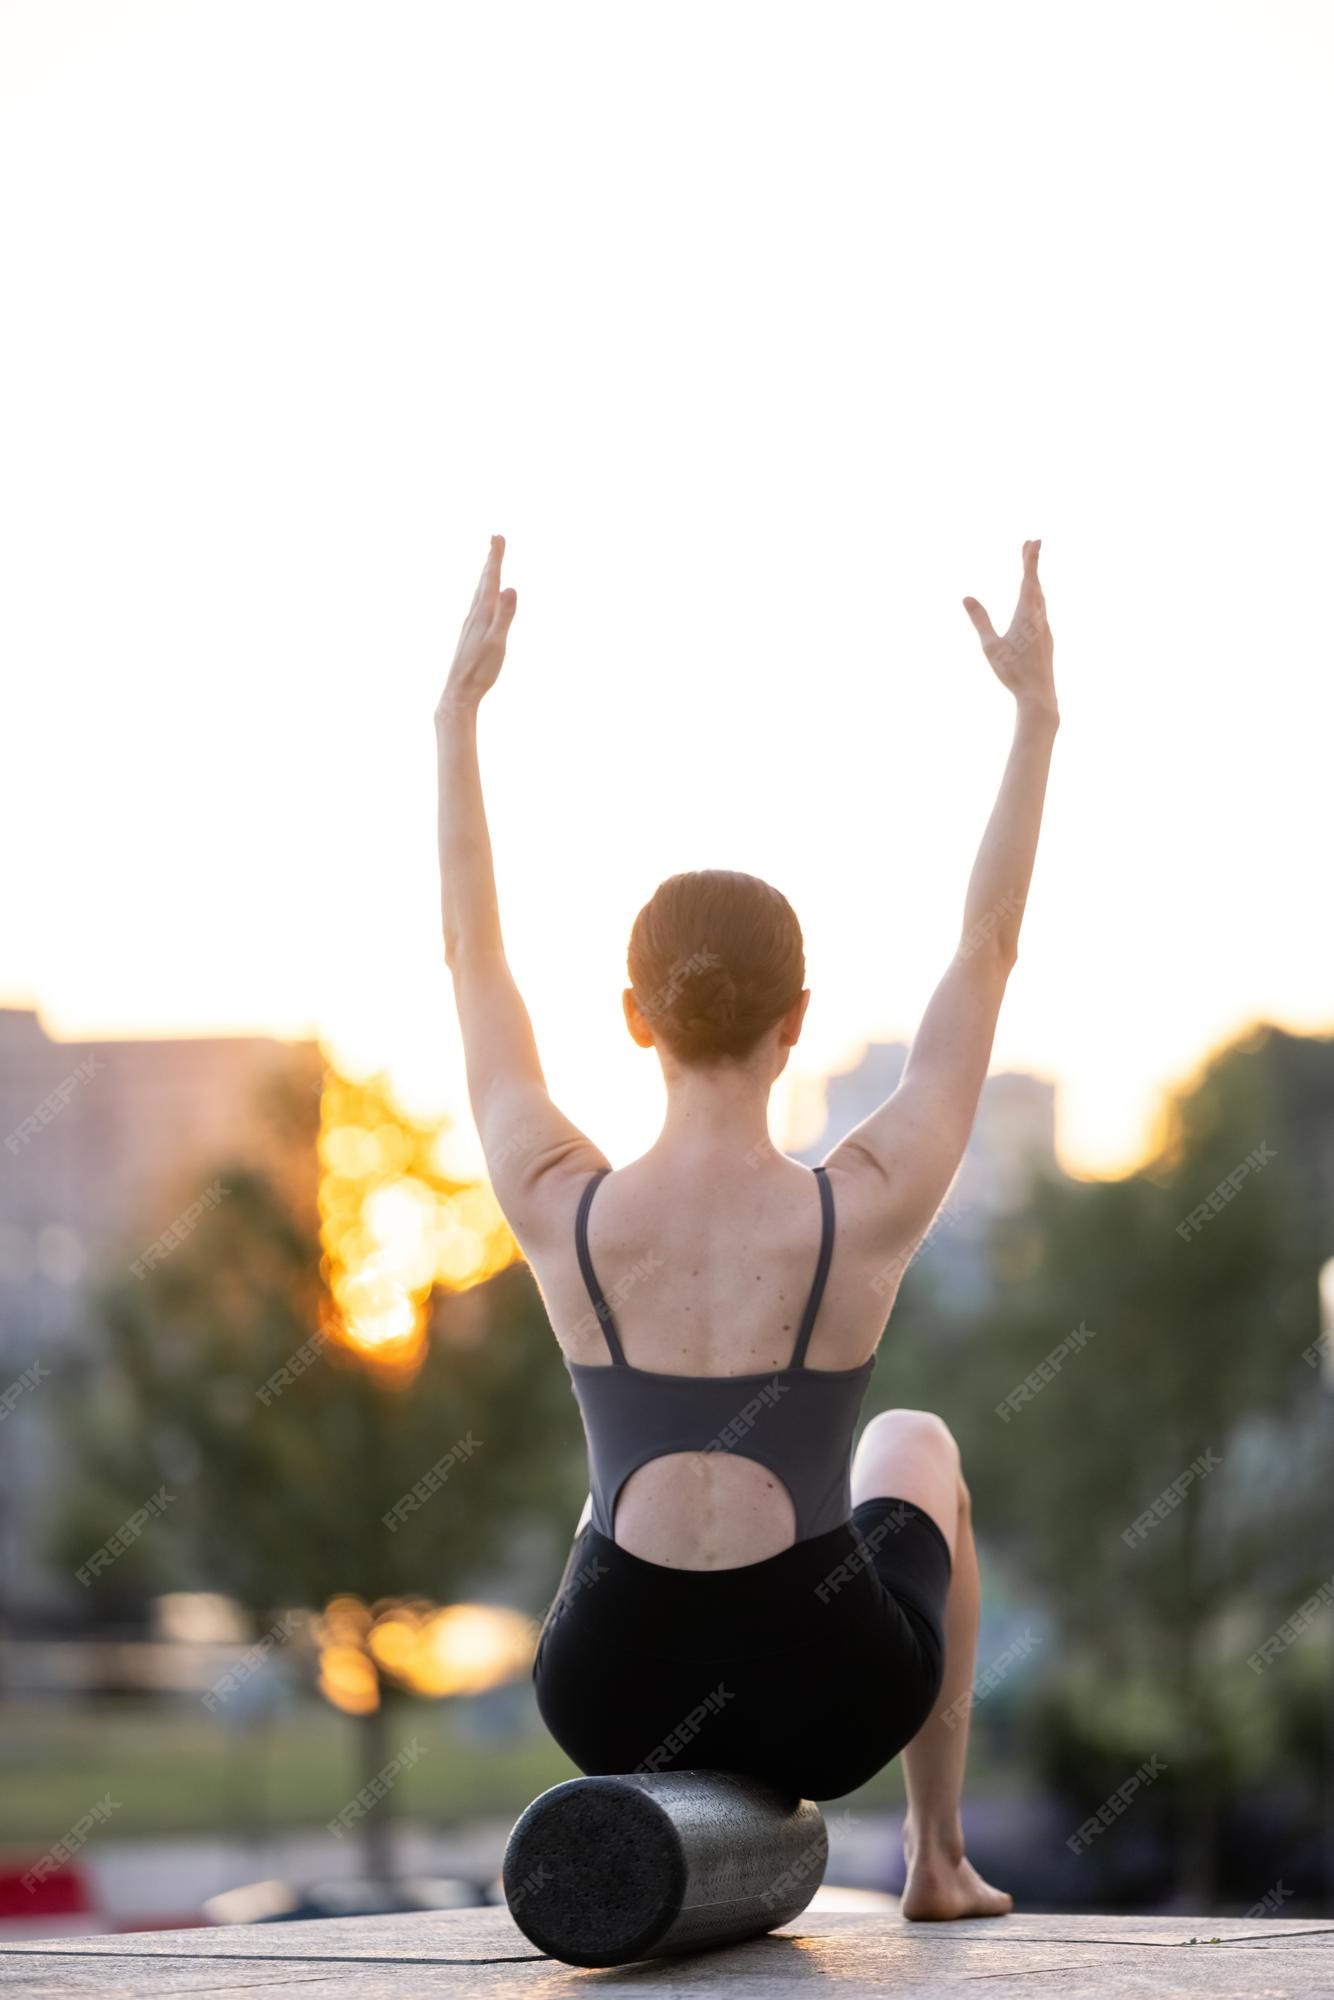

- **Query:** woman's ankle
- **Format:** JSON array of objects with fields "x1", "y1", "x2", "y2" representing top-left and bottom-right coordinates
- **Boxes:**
[{"x1": 903, "y1": 1811, "x2": 966, "y2": 1868}]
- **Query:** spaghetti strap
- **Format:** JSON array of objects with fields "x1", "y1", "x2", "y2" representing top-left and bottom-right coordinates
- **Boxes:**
[
  {"x1": 788, "y1": 1165, "x2": 835, "y2": 1369},
  {"x1": 574, "y1": 1169, "x2": 628, "y2": 1366}
]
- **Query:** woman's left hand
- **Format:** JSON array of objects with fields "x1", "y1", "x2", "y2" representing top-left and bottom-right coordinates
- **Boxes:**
[{"x1": 437, "y1": 535, "x2": 518, "y2": 722}]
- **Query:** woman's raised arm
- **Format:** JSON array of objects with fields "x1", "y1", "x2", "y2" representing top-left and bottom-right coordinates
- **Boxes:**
[
  {"x1": 435, "y1": 537, "x2": 606, "y2": 1232},
  {"x1": 436, "y1": 536, "x2": 517, "y2": 966},
  {"x1": 827, "y1": 541, "x2": 1060, "y2": 1262}
]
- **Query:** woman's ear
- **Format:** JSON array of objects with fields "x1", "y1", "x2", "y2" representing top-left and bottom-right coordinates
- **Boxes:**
[
  {"x1": 623, "y1": 987, "x2": 656, "y2": 1049},
  {"x1": 778, "y1": 989, "x2": 812, "y2": 1050}
]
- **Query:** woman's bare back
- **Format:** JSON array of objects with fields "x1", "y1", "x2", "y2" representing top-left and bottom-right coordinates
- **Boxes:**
[{"x1": 522, "y1": 1147, "x2": 905, "y2": 1568}]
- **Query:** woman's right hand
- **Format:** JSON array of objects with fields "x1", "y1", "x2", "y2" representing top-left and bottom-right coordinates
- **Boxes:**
[
  {"x1": 437, "y1": 535, "x2": 518, "y2": 725},
  {"x1": 963, "y1": 540, "x2": 1057, "y2": 717}
]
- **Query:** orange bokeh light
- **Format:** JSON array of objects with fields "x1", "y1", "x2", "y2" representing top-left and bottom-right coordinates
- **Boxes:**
[
  {"x1": 316, "y1": 1069, "x2": 518, "y2": 1376},
  {"x1": 315, "y1": 1594, "x2": 536, "y2": 1711}
]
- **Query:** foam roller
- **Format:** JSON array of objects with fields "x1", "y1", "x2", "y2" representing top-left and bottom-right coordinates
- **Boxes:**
[{"x1": 502, "y1": 1768, "x2": 827, "y2": 1967}]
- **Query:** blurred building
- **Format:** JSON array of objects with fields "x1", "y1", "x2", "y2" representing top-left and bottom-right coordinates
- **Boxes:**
[
  {"x1": 794, "y1": 1039, "x2": 1063, "y2": 1309},
  {"x1": 0, "y1": 1008, "x2": 321, "y2": 1623}
]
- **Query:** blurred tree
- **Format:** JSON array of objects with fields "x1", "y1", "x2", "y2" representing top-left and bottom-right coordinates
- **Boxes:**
[
  {"x1": 868, "y1": 1024, "x2": 1334, "y2": 1906},
  {"x1": 51, "y1": 1052, "x2": 587, "y2": 1881}
]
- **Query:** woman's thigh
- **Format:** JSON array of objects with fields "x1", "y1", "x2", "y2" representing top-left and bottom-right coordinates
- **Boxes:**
[{"x1": 850, "y1": 1408, "x2": 964, "y2": 1561}]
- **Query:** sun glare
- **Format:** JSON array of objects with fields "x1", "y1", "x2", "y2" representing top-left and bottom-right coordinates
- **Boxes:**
[{"x1": 317, "y1": 1070, "x2": 518, "y2": 1375}]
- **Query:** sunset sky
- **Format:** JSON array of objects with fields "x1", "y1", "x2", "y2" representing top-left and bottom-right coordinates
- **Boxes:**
[{"x1": 3, "y1": 0, "x2": 1328, "y2": 1183}]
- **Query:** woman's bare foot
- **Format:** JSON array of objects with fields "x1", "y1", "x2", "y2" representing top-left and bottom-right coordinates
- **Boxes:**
[{"x1": 901, "y1": 1817, "x2": 1013, "y2": 1921}]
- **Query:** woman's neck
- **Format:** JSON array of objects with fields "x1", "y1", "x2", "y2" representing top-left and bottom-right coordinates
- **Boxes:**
[{"x1": 654, "y1": 1061, "x2": 776, "y2": 1159}]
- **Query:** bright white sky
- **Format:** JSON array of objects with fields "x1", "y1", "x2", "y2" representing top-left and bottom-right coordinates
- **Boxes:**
[{"x1": 2, "y1": 0, "x2": 1329, "y2": 1181}]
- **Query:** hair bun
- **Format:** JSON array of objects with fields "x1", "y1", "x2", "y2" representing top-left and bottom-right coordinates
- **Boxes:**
[{"x1": 682, "y1": 968, "x2": 738, "y2": 1031}]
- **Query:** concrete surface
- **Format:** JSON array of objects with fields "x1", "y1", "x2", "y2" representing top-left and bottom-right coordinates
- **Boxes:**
[{"x1": 1, "y1": 1906, "x2": 1331, "y2": 1997}]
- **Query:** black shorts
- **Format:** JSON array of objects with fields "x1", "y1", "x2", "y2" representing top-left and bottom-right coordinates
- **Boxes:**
[{"x1": 532, "y1": 1496, "x2": 952, "y2": 1803}]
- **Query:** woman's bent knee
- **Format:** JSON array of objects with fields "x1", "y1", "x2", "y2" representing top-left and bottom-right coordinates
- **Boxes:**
[
  {"x1": 852, "y1": 1409, "x2": 965, "y2": 1547},
  {"x1": 861, "y1": 1407, "x2": 960, "y2": 1465}
]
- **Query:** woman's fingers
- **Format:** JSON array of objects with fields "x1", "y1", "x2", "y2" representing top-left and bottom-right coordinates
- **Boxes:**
[
  {"x1": 962, "y1": 595, "x2": 1000, "y2": 650},
  {"x1": 1012, "y1": 539, "x2": 1046, "y2": 628},
  {"x1": 967, "y1": 544, "x2": 1047, "y2": 682},
  {"x1": 486, "y1": 540, "x2": 514, "y2": 635},
  {"x1": 470, "y1": 535, "x2": 506, "y2": 610}
]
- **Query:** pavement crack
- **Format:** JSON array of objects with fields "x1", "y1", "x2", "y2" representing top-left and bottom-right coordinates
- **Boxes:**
[{"x1": 962, "y1": 1966, "x2": 1091, "y2": 1982}]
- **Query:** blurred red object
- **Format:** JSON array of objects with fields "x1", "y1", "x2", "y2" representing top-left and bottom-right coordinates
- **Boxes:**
[
  {"x1": 0, "y1": 1859, "x2": 204, "y2": 1938},
  {"x1": 0, "y1": 1858, "x2": 106, "y2": 1936},
  {"x1": 0, "y1": 1859, "x2": 93, "y2": 1920}
]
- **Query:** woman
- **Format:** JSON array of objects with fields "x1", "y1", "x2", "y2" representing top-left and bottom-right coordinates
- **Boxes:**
[{"x1": 436, "y1": 535, "x2": 1059, "y2": 1921}]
